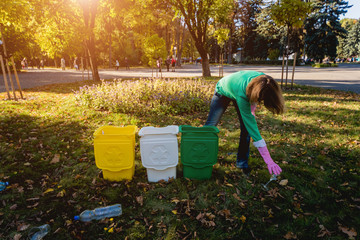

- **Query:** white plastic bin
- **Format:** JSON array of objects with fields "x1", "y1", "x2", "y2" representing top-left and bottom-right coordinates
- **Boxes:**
[{"x1": 139, "y1": 125, "x2": 179, "y2": 182}]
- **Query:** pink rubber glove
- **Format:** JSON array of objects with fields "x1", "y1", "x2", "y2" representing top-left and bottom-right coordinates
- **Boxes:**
[
  {"x1": 257, "y1": 146, "x2": 282, "y2": 175},
  {"x1": 251, "y1": 104, "x2": 256, "y2": 117}
]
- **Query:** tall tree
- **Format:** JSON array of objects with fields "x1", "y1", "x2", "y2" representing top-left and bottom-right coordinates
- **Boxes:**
[
  {"x1": 270, "y1": 0, "x2": 311, "y2": 55},
  {"x1": 337, "y1": 18, "x2": 356, "y2": 58},
  {"x1": 163, "y1": 0, "x2": 232, "y2": 76},
  {"x1": 0, "y1": 0, "x2": 32, "y2": 59},
  {"x1": 304, "y1": 0, "x2": 350, "y2": 62},
  {"x1": 238, "y1": 0, "x2": 269, "y2": 60},
  {"x1": 344, "y1": 20, "x2": 360, "y2": 58},
  {"x1": 143, "y1": 34, "x2": 167, "y2": 67},
  {"x1": 164, "y1": 0, "x2": 214, "y2": 76},
  {"x1": 32, "y1": 0, "x2": 83, "y2": 66},
  {"x1": 78, "y1": 0, "x2": 100, "y2": 81}
]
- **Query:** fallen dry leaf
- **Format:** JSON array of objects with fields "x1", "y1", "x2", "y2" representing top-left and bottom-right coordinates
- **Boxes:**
[
  {"x1": 317, "y1": 224, "x2": 331, "y2": 237},
  {"x1": 17, "y1": 223, "x2": 30, "y2": 231},
  {"x1": 57, "y1": 189, "x2": 66, "y2": 198},
  {"x1": 338, "y1": 223, "x2": 357, "y2": 239},
  {"x1": 43, "y1": 188, "x2": 54, "y2": 194},
  {"x1": 284, "y1": 231, "x2": 297, "y2": 239},
  {"x1": 10, "y1": 204, "x2": 17, "y2": 210},
  {"x1": 17, "y1": 186, "x2": 24, "y2": 193},
  {"x1": 50, "y1": 154, "x2": 60, "y2": 164},
  {"x1": 136, "y1": 196, "x2": 143, "y2": 206},
  {"x1": 279, "y1": 179, "x2": 289, "y2": 186},
  {"x1": 27, "y1": 202, "x2": 39, "y2": 208},
  {"x1": 13, "y1": 233, "x2": 22, "y2": 240}
]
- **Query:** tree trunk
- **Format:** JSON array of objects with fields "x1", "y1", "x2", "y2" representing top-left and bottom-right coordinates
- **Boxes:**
[
  {"x1": 54, "y1": 54, "x2": 58, "y2": 68},
  {"x1": 165, "y1": 24, "x2": 170, "y2": 55},
  {"x1": 201, "y1": 57, "x2": 211, "y2": 77},
  {"x1": 87, "y1": 38, "x2": 100, "y2": 81},
  {"x1": 227, "y1": 37, "x2": 232, "y2": 64},
  {"x1": 195, "y1": 42, "x2": 211, "y2": 77},
  {"x1": 80, "y1": 0, "x2": 100, "y2": 81},
  {"x1": 175, "y1": 18, "x2": 181, "y2": 66},
  {"x1": 177, "y1": 21, "x2": 186, "y2": 66},
  {"x1": 109, "y1": 32, "x2": 112, "y2": 68}
]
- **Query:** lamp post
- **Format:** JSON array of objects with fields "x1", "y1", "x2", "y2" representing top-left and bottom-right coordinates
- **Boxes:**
[{"x1": 173, "y1": 47, "x2": 177, "y2": 58}]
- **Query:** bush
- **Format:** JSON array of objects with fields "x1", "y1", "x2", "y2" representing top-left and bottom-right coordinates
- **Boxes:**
[
  {"x1": 312, "y1": 63, "x2": 338, "y2": 68},
  {"x1": 267, "y1": 49, "x2": 280, "y2": 61},
  {"x1": 241, "y1": 59, "x2": 301, "y2": 65},
  {"x1": 74, "y1": 78, "x2": 214, "y2": 115}
]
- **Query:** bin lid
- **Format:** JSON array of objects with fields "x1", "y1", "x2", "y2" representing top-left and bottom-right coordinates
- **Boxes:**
[
  {"x1": 139, "y1": 125, "x2": 179, "y2": 137},
  {"x1": 179, "y1": 125, "x2": 219, "y2": 133},
  {"x1": 94, "y1": 125, "x2": 137, "y2": 137}
]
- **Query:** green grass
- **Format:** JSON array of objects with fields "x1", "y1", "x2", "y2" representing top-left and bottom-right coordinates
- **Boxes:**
[{"x1": 0, "y1": 79, "x2": 359, "y2": 239}]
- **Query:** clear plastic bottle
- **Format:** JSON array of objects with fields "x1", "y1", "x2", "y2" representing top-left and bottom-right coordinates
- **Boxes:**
[
  {"x1": 28, "y1": 224, "x2": 50, "y2": 240},
  {"x1": 74, "y1": 204, "x2": 122, "y2": 222},
  {"x1": 0, "y1": 181, "x2": 9, "y2": 191}
]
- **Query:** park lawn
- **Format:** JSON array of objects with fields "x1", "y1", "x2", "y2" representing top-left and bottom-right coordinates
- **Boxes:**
[{"x1": 0, "y1": 79, "x2": 359, "y2": 240}]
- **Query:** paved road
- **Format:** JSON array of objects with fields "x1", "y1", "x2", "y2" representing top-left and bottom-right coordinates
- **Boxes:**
[{"x1": 1, "y1": 63, "x2": 360, "y2": 93}]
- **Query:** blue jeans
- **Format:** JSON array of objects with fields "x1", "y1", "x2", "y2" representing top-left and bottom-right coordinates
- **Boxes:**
[{"x1": 205, "y1": 91, "x2": 250, "y2": 168}]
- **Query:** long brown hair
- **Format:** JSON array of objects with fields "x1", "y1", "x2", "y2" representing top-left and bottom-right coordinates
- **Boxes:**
[{"x1": 246, "y1": 75, "x2": 285, "y2": 114}]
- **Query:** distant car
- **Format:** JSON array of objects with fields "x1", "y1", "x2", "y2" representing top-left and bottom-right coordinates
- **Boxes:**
[{"x1": 305, "y1": 59, "x2": 314, "y2": 65}]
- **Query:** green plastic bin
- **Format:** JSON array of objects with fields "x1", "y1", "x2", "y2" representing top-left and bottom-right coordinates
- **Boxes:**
[{"x1": 179, "y1": 125, "x2": 219, "y2": 180}]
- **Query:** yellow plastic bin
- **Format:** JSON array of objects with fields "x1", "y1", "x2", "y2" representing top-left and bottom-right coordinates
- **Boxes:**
[{"x1": 94, "y1": 125, "x2": 137, "y2": 181}]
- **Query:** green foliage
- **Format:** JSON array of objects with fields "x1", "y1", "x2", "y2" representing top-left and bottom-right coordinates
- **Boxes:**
[
  {"x1": 74, "y1": 78, "x2": 213, "y2": 115},
  {"x1": 267, "y1": 0, "x2": 311, "y2": 57},
  {"x1": 343, "y1": 20, "x2": 360, "y2": 57},
  {"x1": 142, "y1": 34, "x2": 167, "y2": 66},
  {"x1": 234, "y1": 0, "x2": 270, "y2": 60},
  {"x1": 270, "y1": 0, "x2": 311, "y2": 29},
  {"x1": 304, "y1": 0, "x2": 349, "y2": 61},
  {"x1": 267, "y1": 48, "x2": 280, "y2": 61},
  {"x1": 241, "y1": 59, "x2": 303, "y2": 66},
  {"x1": 33, "y1": 3, "x2": 84, "y2": 59},
  {"x1": 0, "y1": 0, "x2": 30, "y2": 29},
  {"x1": 213, "y1": 28, "x2": 230, "y2": 48},
  {"x1": 312, "y1": 63, "x2": 338, "y2": 68}
]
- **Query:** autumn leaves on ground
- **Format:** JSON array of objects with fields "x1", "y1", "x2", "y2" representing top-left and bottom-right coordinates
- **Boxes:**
[{"x1": 0, "y1": 79, "x2": 359, "y2": 240}]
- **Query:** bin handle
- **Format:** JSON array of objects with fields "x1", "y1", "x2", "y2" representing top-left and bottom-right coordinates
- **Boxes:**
[{"x1": 179, "y1": 125, "x2": 219, "y2": 133}]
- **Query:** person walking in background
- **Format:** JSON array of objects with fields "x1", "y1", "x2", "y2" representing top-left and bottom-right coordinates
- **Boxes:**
[
  {"x1": 74, "y1": 57, "x2": 79, "y2": 71},
  {"x1": 157, "y1": 57, "x2": 162, "y2": 73},
  {"x1": 21, "y1": 58, "x2": 26, "y2": 69},
  {"x1": 115, "y1": 59, "x2": 120, "y2": 70},
  {"x1": 171, "y1": 56, "x2": 176, "y2": 72},
  {"x1": 205, "y1": 70, "x2": 284, "y2": 177},
  {"x1": 165, "y1": 56, "x2": 171, "y2": 72},
  {"x1": 61, "y1": 57, "x2": 66, "y2": 70},
  {"x1": 124, "y1": 57, "x2": 130, "y2": 70}
]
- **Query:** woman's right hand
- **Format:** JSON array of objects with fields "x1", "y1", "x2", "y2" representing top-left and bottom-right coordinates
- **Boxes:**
[{"x1": 251, "y1": 104, "x2": 257, "y2": 117}]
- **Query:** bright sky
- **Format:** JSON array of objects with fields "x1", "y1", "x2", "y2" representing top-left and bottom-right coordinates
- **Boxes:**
[{"x1": 341, "y1": 0, "x2": 360, "y2": 19}]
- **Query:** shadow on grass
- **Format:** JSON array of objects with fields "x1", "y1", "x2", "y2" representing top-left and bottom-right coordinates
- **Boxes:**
[
  {"x1": 0, "y1": 112, "x2": 102, "y2": 238},
  {"x1": 23, "y1": 80, "x2": 102, "y2": 94}
]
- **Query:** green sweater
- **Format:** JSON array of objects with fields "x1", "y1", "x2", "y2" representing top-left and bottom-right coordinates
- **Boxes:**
[{"x1": 215, "y1": 71, "x2": 266, "y2": 147}]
